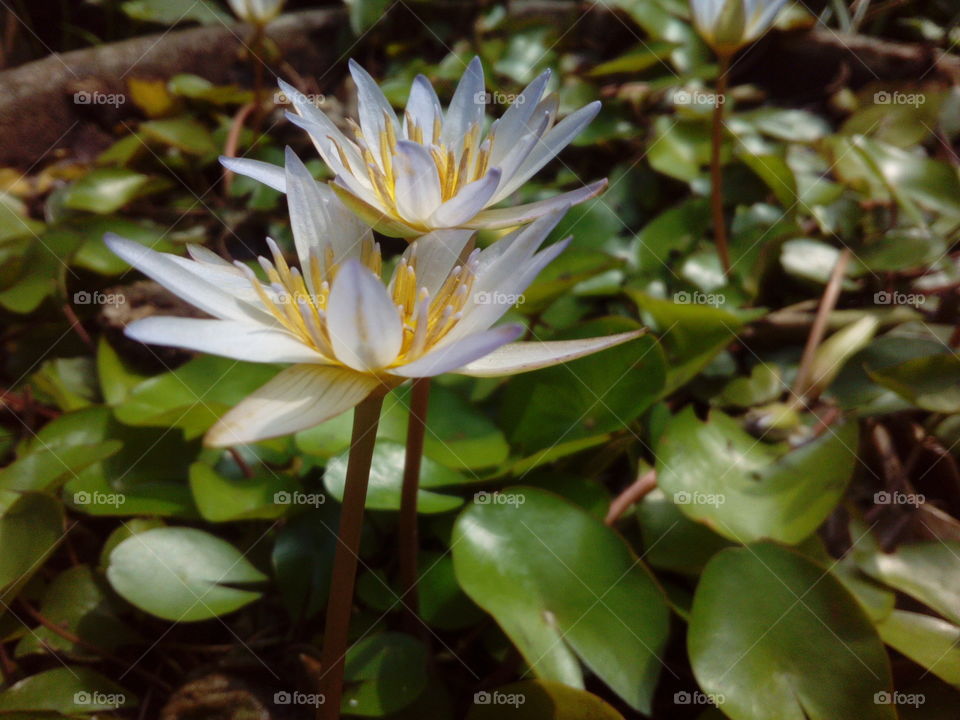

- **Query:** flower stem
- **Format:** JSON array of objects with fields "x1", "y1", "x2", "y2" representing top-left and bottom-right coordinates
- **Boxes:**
[
  {"x1": 398, "y1": 377, "x2": 430, "y2": 633},
  {"x1": 318, "y1": 393, "x2": 384, "y2": 720},
  {"x1": 710, "y1": 53, "x2": 731, "y2": 276}
]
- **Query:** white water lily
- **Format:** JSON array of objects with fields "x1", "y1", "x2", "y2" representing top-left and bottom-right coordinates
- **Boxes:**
[
  {"x1": 690, "y1": 0, "x2": 787, "y2": 56},
  {"x1": 227, "y1": 0, "x2": 284, "y2": 25},
  {"x1": 106, "y1": 150, "x2": 640, "y2": 447},
  {"x1": 222, "y1": 58, "x2": 606, "y2": 238}
]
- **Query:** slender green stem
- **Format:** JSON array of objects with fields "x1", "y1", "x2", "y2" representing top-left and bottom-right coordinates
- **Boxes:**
[
  {"x1": 318, "y1": 393, "x2": 384, "y2": 720},
  {"x1": 398, "y1": 377, "x2": 430, "y2": 633},
  {"x1": 710, "y1": 53, "x2": 732, "y2": 276}
]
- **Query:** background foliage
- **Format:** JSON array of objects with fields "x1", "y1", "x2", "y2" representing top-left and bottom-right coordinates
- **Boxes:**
[{"x1": 0, "y1": 0, "x2": 959, "y2": 717}]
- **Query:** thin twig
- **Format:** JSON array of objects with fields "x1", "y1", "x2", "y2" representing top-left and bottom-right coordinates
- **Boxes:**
[{"x1": 605, "y1": 469, "x2": 657, "y2": 526}]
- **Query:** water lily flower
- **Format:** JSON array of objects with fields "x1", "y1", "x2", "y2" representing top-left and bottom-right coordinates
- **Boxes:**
[
  {"x1": 222, "y1": 58, "x2": 606, "y2": 238},
  {"x1": 227, "y1": 0, "x2": 284, "y2": 25},
  {"x1": 690, "y1": 0, "x2": 787, "y2": 56},
  {"x1": 106, "y1": 150, "x2": 640, "y2": 447}
]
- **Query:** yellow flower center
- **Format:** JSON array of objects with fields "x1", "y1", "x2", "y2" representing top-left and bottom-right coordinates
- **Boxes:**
[
  {"x1": 242, "y1": 239, "x2": 477, "y2": 368},
  {"x1": 330, "y1": 111, "x2": 493, "y2": 218}
]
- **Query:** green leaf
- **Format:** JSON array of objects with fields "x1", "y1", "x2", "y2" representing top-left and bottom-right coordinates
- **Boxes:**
[
  {"x1": 168, "y1": 74, "x2": 253, "y2": 105},
  {"x1": 452, "y1": 488, "x2": 670, "y2": 713},
  {"x1": 588, "y1": 42, "x2": 677, "y2": 76},
  {"x1": 0, "y1": 667, "x2": 135, "y2": 713},
  {"x1": 189, "y1": 462, "x2": 293, "y2": 522},
  {"x1": 854, "y1": 534, "x2": 960, "y2": 626},
  {"x1": 62, "y1": 169, "x2": 160, "y2": 214},
  {"x1": 139, "y1": 117, "x2": 218, "y2": 156},
  {"x1": 342, "y1": 633, "x2": 428, "y2": 716},
  {"x1": 636, "y1": 489, "x2": 733, "y2": 574},
  {"x1": 324, "y1": 441, "x2": 465, "y2": 514},
  {"x1": 647, "y1": 117, "x2": 710, "y2": 182},
  {"x1": 689, "y1": 543, "x2": 895, "y2": 720},
  {"x1": 737, "y1": 108, "x2": 830, "y2": 142},
  {"x1": 467, "y1": 680, "x2": 624, "y2": 719},
  {"x1": 877, "y1": 610, "x2": 960, "y2": 686},
  {"x1": 121, "y1": 0, "x2": 230, "y2": 25},
  {"x1": 499, "y1": 319, "x2": 664, "y2": 453},
  {"x1": 0, "y1": 493, "x2": 64, "y2": 601},
  {"x1": 15, "y1": 565, "x2": 139, "y2": 658},
  {"x1": 656, "y1": 409, "x2": 858, "y2": 544},
  {"x1": 272, "y1": 509, "x2": 336, "y2": 620},
  {"x1": 97, "y1": 336, "x2": 150, "y2": 405},
  {"x1": 106, "y1": 527, "x2": 266, "y2": 621},
  {"x1": 867, "y1": 354, "x2": 960, "y2": 414}
]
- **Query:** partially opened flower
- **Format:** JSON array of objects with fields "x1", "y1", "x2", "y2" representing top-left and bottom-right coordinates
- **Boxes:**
[
  {"x1": 106, "y1": 149, "x2": 639, "y2": 447},
  {"x1": 690, "y1": 0, "x2": 787, "y2": 56},
  {"x1": 227, "y1": 0, "x2": 284, "y2": 25},
  {"x1": 223, "y1": 58, "x2": 605, "y2": 238}
]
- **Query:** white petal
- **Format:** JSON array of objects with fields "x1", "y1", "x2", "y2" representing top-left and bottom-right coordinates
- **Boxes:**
[
  {"x1": 429, "y1": 169, "x2": 501, "y2": 227},
  {"x1": 456, "y1": 330, "x2": 644, "y2": 377},
  {"x1": 348, "y1": 59, "x2": 398, "y2": 166},
  {"x1": 467, "y1": 180, "x2": 607, "y2": 229},
  {"x1": 745, "y1": 0, "x2": 787, "y2": 40},
  {"x1": 452, "y1": 236, "x2": 571, "y2": 341},
  {"x1": 495, "y1": 101, "x2": 602, "y2": 200},
  {"x1": 204, "y1": 365, "x2": 382, "y2": 447},
  {"x1": 284, "y1": 147, "x2": 372, "y2": 271},
  {"x1": 491, "y1": 112, "x2": 551, "y2": 192},
  {"x1": 404, "y1": 75, "x2": 442, "y2": 139},
  {"x1": 220, "y1": 156, "x2": 286, "y2": 193},
  {"x1": 284, "y1": 112, "x2": 370, "y2": 190},
  {"x1": 441, "y1": 56, "x2": 485, "y2": 154},
  {"x1": 125, "y1": 317, "x2": 324, "y2": 363},
  {"x1": 279, "y1": 79, "x2": 365, "y2": 169},
  {"x1": 187, "y1": 244, "x2": 243, "y2": 271},
  {"x1": 397, "y1": 229, "x2": 474, "y2": 297},
  {"x1": 391, "y1": 325, "x2": 523, "y2": 377},
  {"x1": 472, "y1": 207, "x2": 567, "y2": 286},
  {"x1": 326, "y1": 259, "x2": 403, "y2": 371},
  {"x1": 105, "y1": 234, "x2": 266, "y2": 323},
  {"x1": 393, "y1": 140, "x2": 442, "y2": 223},
  {"x1": 488, "y1": 69, "x2": 551, "y2": 168}
]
